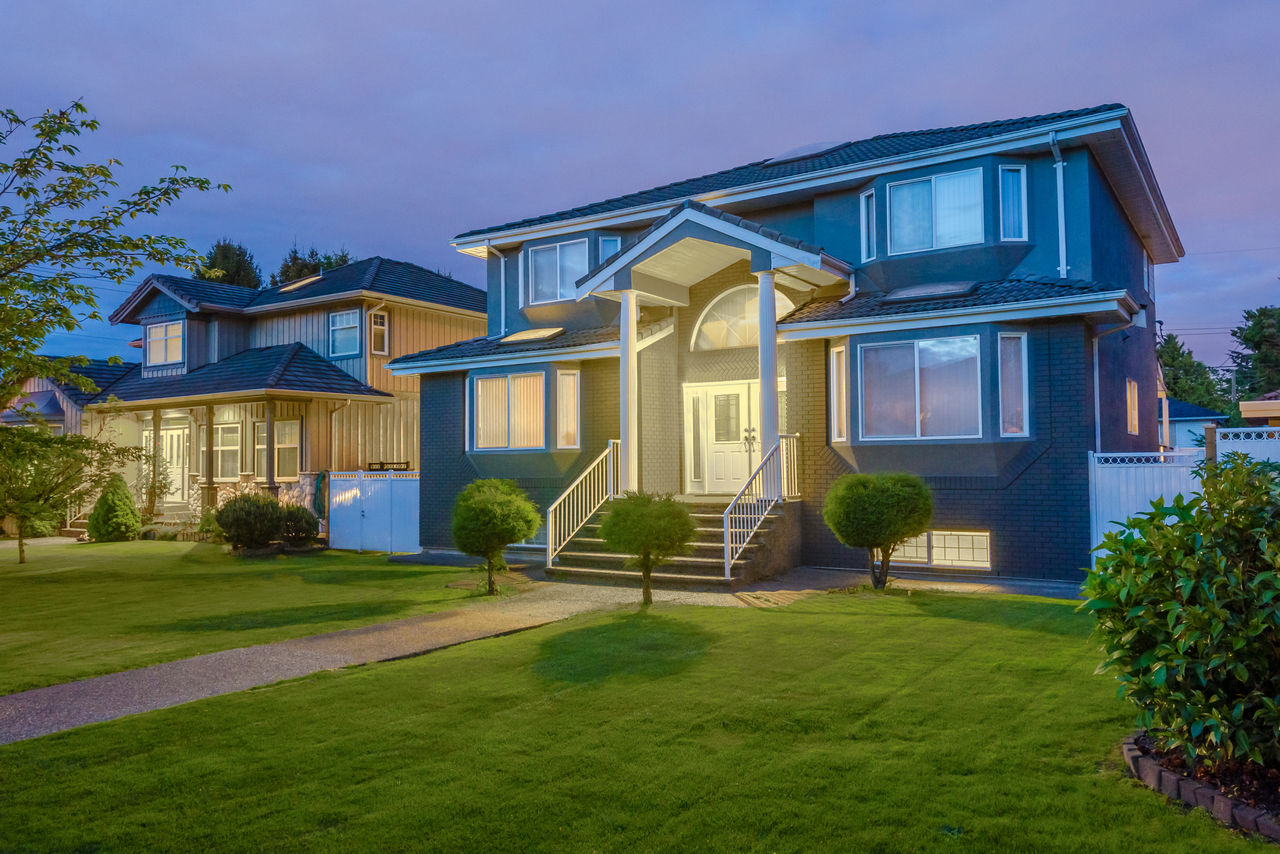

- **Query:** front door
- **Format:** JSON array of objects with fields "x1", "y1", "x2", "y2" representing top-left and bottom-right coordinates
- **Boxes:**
[
  {"x1": 143, "y1": 426, "x2": 189, "y2": 503},
  {"x1": 683, "y1": 381, "x2": 760, "y2": 495}
]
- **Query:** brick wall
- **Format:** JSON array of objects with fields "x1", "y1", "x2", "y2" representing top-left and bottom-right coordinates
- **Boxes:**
[{"x1": 639, "y1": 330, "x2": 680, "y2": 493}]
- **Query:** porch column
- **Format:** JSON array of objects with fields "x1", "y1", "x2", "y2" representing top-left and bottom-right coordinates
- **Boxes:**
[
  {"x1": 150, "y1": 407, "x2": 163, "y2": 517},
  {"x1": 757, "y1": 270, "x2": 780, "y2": 456},
  {"x1": 264, "y1": 399, "x2": 278, "y2": 496},
  {"x1": 202, "y1": 403, "x2": 216, "y2": 512},
  {"x1": 619, "y1": 289, "x2": 639, "y2": 492}
]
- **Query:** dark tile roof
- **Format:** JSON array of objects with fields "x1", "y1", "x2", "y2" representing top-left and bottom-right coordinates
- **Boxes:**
[
  {"x1": 59, "y1": 359, "x2": 138, "y2": 406},
  {"x1": 148, "y1": 274, "x2": 262, "y2": 309},
  {"x1": 92, "y1": 344, "x2": 390, "y2": 404},
  {"x1": 388, "y1": 318, "x2": 674, "y2": 367},
  {"x1": 1254, "y1": 389, "x2": 1280, "y2": 402},
  {"x1": 457, "y1": 105, "x2": 1125, "y2": 240},
  {"x1": 779, "y1": 276, "x2": 1121, "y2": 325},
  {"x1": 1166, "y1": 399, "x2": 1226, "y2": 420}
]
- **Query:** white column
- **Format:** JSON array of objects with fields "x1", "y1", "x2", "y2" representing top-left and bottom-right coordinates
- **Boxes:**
[
  {"x1": 757, "y1": 270, "x2": 779, "y2": 457},
  {"x1": 619, "y1": 290, "x2": 639, "y2": 492}
]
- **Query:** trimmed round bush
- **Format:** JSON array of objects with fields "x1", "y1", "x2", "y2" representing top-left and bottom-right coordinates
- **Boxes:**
[
  {"x1": 822, "y1": 472, "x2": 932, "y2": 589},
  {"x1": 280, "y1": 504, "x2": 319, "y2": 545},
  {"x1": 452, "y1": 479, "x2": 539, "y2": 595},
  {"x1": 86, "y1": 473, "x2": 142, "y2": 542},
  {"x1": 599, "y1": 491, "x2": 696, "y2": 606},
  {"x1": 1085, "y1": 453, "x2": 1280, "y2": 769},
  {"x1": 215, "y1": 492, "x2": 284, "y2": 550}
]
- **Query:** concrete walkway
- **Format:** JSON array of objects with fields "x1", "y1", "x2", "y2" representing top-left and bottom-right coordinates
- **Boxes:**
[{"x1": 0, "y1": 566, "x2": 1080, "y2": 745}]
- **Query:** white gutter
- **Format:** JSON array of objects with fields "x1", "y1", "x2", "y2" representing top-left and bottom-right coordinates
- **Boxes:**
[
  {"x1": 1049, "y1": 132, "x2": 1068, "y2": 278},
  {"x1": 389, "y1": 341, "x2": 620, "y2": 376}
]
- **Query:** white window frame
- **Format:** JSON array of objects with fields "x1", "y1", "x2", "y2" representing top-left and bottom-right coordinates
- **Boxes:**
[
  {"x1": 274, "y1": 419, "x2": 301, "y2": 481},
  {"x1": 145, "y1": 321, "x2": 184, "y2": 366},
  {"x1": 253, "y1": 421, "x2": 268, "y2": 479},
  {"x1": 857, "y1": 335, "x2": 983, "y2": 441},
  {"x1": 369, "y1": 310, "x2": 389, "y2": 356},
  {"x1": 890, "y1": 530, "x2": 992, "y2": 570},
  {"x1": 1126, "y1": 378, "x2": 1140, "y2": 435},
  {"x1": 859, "y1": 188, "x2": 876, "y2": 262},
  {"x1": 471, "y1": 372, "x2": 546, "y2": 451},
  {"x1": 998, "y1": 165, "x2": 1028, "y2": 242},
  {"x1": 527, "y1": 238, "x2": 589, "y2": 305},
  {"x1": 599, "y1": 235, "x2": 622, "y2": 262},
  {"x1": 328, "y1": 309, "x2": 360, "y2": 358},
  {"x1": 829, "y1": 344, "x2": 848, "y2": 442},
  {"x1": 556, "y1": 369, "x2": 580, "y2": 450},
  {"x1": 212, "y1": 422, "x2": 241, "y2": 483},
  {"x1": 887, "y1": 167, "x2": 985, "y2": 256},
  {"x1": 998, "y1": 332, "x2": 1030, "y2": 437}
]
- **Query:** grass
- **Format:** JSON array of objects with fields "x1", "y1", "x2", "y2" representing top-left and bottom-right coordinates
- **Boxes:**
[
  {"x1": 0, "y1": 590, "x2": 1268, "y2": 852},
  {"x1": 0, "y1": 541, "x2": 487, "y2": 694}
]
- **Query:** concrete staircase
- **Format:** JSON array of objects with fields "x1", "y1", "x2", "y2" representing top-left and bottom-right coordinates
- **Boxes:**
[{"x1": 545, "y1": 497, "x2": 786, "y2": 588}]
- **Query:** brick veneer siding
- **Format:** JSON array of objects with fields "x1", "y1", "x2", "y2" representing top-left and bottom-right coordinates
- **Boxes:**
[
  {"x1": 639, "y1": 329, "x2": 680, "y2": 493},
  {"x1": 786, "y1": 321, "x2": 1096, "y2": 581}
]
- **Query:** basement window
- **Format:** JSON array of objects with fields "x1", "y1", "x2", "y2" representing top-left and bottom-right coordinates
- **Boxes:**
[{"x1": 892, "y1": 530, "x2": 991, "y2": 569}]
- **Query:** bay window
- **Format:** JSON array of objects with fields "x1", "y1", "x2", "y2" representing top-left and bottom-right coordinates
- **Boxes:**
[
  {"x1": 556, "y1": 370, "x2": 580, "y2": 449},
  {"x1": 329, "y1": 309, "x2": 359, "y2": 357},
  {"x1": 528, "y1": 239, "x2": 588, "y2": 304},
  {"x1": 860, "y1": 336, "x2": 981, "y2": 439},
  {"x1": 146, "y1": 321, "x2": 183, "y2": 365},
  {"x1": 998, "y1": 333, "x2": 1029, "y2": 436},
  {"x1": 474, "y1": 372, "x2": 545, "y2": 450},
  {"x1": 999, "y1": 165, "x2": 1027, "y2": 241},
  {"x1": 888, "y1": 168, "x2": 983, "y2": 255},
  {"x1": 829, "y1": 344, "x2": 848, "y2": 441}
]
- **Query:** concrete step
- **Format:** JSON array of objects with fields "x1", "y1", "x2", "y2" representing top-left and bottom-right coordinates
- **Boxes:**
[
  {"x1": 545, "y1": 564, "x2": 736, "y2": 588},
  {"x1": 567, "y1": 537, "x2": 753, "y2": 559},
  {"x1": 553, "y1": 550, "x2": 731, "y2": 579}
]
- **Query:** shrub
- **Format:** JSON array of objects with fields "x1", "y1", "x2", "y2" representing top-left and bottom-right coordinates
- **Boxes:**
[
  {"x1": 86, "y1": 473, "x2": 141, "y2": 542},
  {"x1": 197, "y1": 508, "x2": 225, "y2": 543},
  {"x1": 1083, "y1": 453, "x2": 1280, "y2": 769},
  {"x1": 452, "y1": 479, "x2": 540, "y2": 595},
  {"x1": 215, "y1": 492, "x2": 284, "y2": 550},
  {"x1": 280, "y1": 504, "x2": 319, "y2": 545},
  {"x1": 822, "y1": 473, "x2": 932, "y2": 589},
  {"x1": 20, "y1": 513, "x2": 61, "y2": 539},
  {"x1": 599, "y1": 491, "x2": 697, "y2": 606}
]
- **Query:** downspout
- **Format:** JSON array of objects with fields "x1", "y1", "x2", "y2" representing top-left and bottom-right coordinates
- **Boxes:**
[
  {"x1": 1092, "y1": 318, "x2": 1136, "y2": 453},
  {"x1": 1049, "y1": 132, "x2": 1068, "y2": 278},
  {"x1": 486, "y1": 240, "x2": 506, "y2": 337}
]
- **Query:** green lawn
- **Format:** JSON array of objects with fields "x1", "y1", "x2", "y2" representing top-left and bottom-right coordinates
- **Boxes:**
[
  {"x1": 0, "y1": 591, "x2": 1266, "y2": 852},
  {"x1": 0, "y1": 541, "x2": 484, "y2": 694}
]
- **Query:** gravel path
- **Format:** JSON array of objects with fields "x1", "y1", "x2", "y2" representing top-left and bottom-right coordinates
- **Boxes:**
[{"x1": 0, "y1": 566, "x2": 1079, "y2": 745}]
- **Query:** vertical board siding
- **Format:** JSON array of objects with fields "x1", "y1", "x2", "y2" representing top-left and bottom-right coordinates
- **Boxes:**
[
  {"x1": 329, "y1": 396, "x2": 419, "y2": 469},
  {"x1": 366, "y1": 303, "x2": 486, "y2": 394},
  {"x1": 250, "y1": 305, "x2": 364, "y2": 378}
]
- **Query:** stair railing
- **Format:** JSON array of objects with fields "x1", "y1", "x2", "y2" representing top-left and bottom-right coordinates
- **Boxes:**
[
  {"x1": 779, "y1": 433, "x2": 800, "y2": 499},
  {"x1": 546, "y1": 439, "x2": 621, "y2": 567},
  {"x1": 723, "y1": 439, "x2": 784, "y2": 580}
]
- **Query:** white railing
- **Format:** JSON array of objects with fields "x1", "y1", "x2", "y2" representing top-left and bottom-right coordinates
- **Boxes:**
[
  {"x1": 779, "y1": 433, "x2": 800, "y2": 499},
  {"x1": 546, "y1": 440, "x2": 620, "y2": 567},
  {"x1": 1217, "y1": 427, "x2": 1280, "y2": 464},
  {"x1": 723, "y1": 440, "x2": 785, "y2": 580}
]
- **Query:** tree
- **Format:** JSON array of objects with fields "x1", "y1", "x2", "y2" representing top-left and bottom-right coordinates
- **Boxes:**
[
  {"x1": 195, "y1": 239, "x2": 262, "y2": 288},
  {"x1": 452, "y1": 479, "x2": 540, "y2": 595},
  {"x1": 1157, "y1": 334, "x2": 1228, "y2": 413},
  {"x1": 1229, "y1": 306, "x2": 1280, "y2": 399},
  {"x1": 0, "y1": 426, "x2": 141, "y2": 564},
  {"x1": 822, "y1": 473, "x2": 933, "y2": 590},
  {"x1": 269, "y1": 244, "x2": 353, "y2": 287},
  {"x1": 0, "y1": 101, "x2": 228, "y2": 407},
  {"x1": 598, "y1": 491, "x2": 697, "y2": 607},
  {"x1": 86, "y1": 473, "x2": 141, "y2": 542}
]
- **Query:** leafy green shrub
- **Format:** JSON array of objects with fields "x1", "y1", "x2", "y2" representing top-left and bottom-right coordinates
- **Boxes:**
[
  {"x1": 280, "y1": 504, "x2": 319, "y2": 545},
  {"x1": 215, "y1": 492, "x2": 284, "y2": 550},
  {"x1": 1083, "y1": 453, "x2": 1280, "y2": 769},
  {"x1": 452, "y1": 479, "x2": 540, "y2": 595},
  {"x1": 86, "y1": 473, "x2": 141, "y2": 542},
  {"x1": 599, "y1": 491, "x2": 697, "y2": 606},
  {"x1": 197, "y1": 508, "x2": 225, "y2": 543},
  {"x1": 20, "y1": 513, "x2": 61, "y2": 539},
  {"x1": 822, "y1": 473, "x2": 932, "y2": 589}
]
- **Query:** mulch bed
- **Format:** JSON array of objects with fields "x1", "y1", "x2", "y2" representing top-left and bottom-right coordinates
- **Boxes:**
[{"x1": 1136, "y1": 733, "x2": 1280, "y2": 814}]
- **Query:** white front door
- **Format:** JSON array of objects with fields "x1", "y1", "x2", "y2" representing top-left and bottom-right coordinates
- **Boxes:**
[
  {"x1": 683, "y1": 381, "x2": 760, "y2": 495},
  {"x1": 144, "y1": 426, "x2": 189, "y2": 502}
]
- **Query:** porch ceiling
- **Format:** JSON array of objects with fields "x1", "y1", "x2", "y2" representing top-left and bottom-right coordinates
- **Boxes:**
[{"x1": 632, "y1": 237, "x2": 748, "y2": 287}]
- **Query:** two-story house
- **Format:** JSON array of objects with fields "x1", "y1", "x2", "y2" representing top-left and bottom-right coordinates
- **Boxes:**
[
  {"x1": 389, "y1": 104, "x2": 1183, "y2": 583},
  {"x1": 42, "y1": 257, "x2": 486, "y2": 515}
]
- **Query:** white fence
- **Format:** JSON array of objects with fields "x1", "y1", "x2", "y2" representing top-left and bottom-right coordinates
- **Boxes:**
[
  {"x1": 1088, "y1": 452, "x2": 1202, "y2": 554},
  {"x1": 328, "y1": 471, "x2": 420, "y2": 553},
  {"x1": 1217, "y1": 427, "x2": 1280, "y2": 462}
]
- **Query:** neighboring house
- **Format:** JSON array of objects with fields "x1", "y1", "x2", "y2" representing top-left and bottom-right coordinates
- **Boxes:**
[
  {"x1": 1163, "y1": 398, "x2": 1226, "y2": 448},
  {"x1": 389, "y1": 104, "x2": 1183, "y2": 581},
  {"x1": 1241, "y1": 389, "x2": 1280, "y2": 426},
  {"x1": 2, "y1": 359, "x2": 136, "y2": 437},
  {"x1": 7, "y1": 257, "x2": 486, "y2": 516}
]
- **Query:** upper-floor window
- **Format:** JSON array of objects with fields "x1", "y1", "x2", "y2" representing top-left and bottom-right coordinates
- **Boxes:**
[
  {"x1": 691, "y1": 284, "x2": 795, "y2": 351},
  {"x1": 370, "y1": 310, "x2": 389, "y2": 356},
  {"x1": 860, "y1": 335, "x2": 981, "y2": 439},
  {"x1": 599, "y1": 235, "x2": 622, "y2": 261},
  {"x1": 888, "y1": 168, "x2": 983, "y2": 255},
  {"x1": 146, "y1": 321, "x2": 183, "y2": 366},
  {"x1": 528, "y1": 239, "x2": 588, "y2": 304},
  {"x1": 859, "y1": 189, "x2": 876, "y2": 262},
  {"x1": 329, "y1": 309, "x2": 359, "y2": 357},
  {"x1": 999, "y1": 165, "x2": 1027, "y2": 241},
  {"x1": 473, "y1": 372, "x2": 544, "y2": 450}
]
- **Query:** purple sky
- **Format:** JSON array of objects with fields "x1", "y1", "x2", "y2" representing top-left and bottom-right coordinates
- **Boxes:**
[{"x1": 8, "y1": 0, "x2": 1279, "y2": 369}]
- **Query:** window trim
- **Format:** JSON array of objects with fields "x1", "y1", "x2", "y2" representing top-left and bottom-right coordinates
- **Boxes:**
[
  {"x1": 998, "y1": 165, "x2": 1028, "y2": 242},
  {"x1": 145, "y1": 320, "x2": 184, "y2": 366},
  {"x1": 599, "y1": 235, "x2": 622, "y2": 263},
  {"x1": 369, "y1": 310, "x2": 389, "y2": 356},
  {"x1": 253, "y1": 421, "x2": 268, "y2": 479},
  {"x1": 857, "y1": 335, "x2": 983, "y2": 441},
  {"x1": 527, "y1": 238, "x2": 590, "y2": 305},
  {"x1": 471, "y1": 371, "x2": 546, "y2": 451},
  {"x1": 829, "y1": 344, "x2": 848, "y2": 442},
  {"x1": 274, "y1": 418, "x2": 301, "y2": 481},
  {"x1": 689, "y1": 283, "x2": 796, "y2": 351},
  {"x1": 212, "y1": 422, "x2": 241, "y2": 483},
  {"x1": 998, "y1": 332, "x2": 1030, "y2": 437},
  {"x1": 886, "y1": 167, "x2": 985, "y2": 256},
  {"x1": 1126, "y1": 378, "x2": 1140, "y2": 435},
  {"x1": 328, "y1": 309, "x2": 361, "y2": 358},
  {"x1": 556, "y1": 369, "x2": 581, "y2": 450},
  {"x1": 859, "y1": 188, "x2": 876, "y2": 262}
]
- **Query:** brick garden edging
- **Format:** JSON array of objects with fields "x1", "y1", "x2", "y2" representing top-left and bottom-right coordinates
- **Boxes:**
[{"x1": 1122, "y1": 732, "x2": 1280, "y2": 841}]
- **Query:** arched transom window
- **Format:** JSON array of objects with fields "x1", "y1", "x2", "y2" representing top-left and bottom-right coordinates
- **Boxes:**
[{"x1": 691, "y1": 285, "x2": 795, "y2": 351}]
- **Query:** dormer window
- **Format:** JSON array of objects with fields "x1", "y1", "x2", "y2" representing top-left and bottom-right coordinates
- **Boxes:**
[
  {"x1": 888, "y1": 168, "x2": 983, "y2": 255},
  {"x1": 145, "y1": 321, "x2": 183, "y2": 366},
  {"x1": 369, "y1": 310, "x2": 389, "y2": 356},
  {"x1": 528, "y1": 239, "x2": 588, "y2": 304},
  {"x1": 329, "y1": 309, "x2": 360, "y2": 357},
  {"x1": 599, "y1": 235, "x2": 622, "y2": 261}
]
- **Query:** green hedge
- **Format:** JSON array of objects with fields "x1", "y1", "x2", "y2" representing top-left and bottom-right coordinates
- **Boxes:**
[{"x1": 87, "y1": 474, "x2": 141, "y2": 542}]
